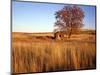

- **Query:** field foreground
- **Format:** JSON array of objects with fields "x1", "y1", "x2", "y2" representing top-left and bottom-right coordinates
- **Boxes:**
[{"x1": 12, "y1": 31, "x2": 96, "y2": 74}]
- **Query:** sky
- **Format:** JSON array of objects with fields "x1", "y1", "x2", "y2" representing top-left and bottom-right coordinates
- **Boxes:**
[{"x1": 12, "y1": 1, "x2": 96, "y2": 32}]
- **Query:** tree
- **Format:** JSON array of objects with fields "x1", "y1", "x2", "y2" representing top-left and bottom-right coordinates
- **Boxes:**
[{"x1": 54, "y1": 5, "x2": 85, "y2": 38}]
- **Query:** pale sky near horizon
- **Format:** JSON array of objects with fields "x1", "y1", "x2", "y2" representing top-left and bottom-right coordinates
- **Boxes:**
[{"x1": 12, "y1": 1, "x2": 96, "y2": 32}]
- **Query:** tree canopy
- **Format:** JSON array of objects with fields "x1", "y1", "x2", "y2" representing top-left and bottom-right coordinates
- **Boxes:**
[{"x1": 54, "y1": 5, "x2": 85, "y2": 38}]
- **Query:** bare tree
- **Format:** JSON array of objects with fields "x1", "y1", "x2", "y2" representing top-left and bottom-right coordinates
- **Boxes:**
[{"x1": 54, "y1": 5, "x2": 85, "y2": 38}]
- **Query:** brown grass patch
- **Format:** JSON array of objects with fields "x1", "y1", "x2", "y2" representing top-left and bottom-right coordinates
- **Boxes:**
[{"x1": 12, "y1": 31, "x2": 96, "y2": 74}]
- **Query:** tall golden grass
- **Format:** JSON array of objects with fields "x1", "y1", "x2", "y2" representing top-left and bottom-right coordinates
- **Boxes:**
[{"x1": 12, "y1": 32, "x2": 96, "y2": 74}]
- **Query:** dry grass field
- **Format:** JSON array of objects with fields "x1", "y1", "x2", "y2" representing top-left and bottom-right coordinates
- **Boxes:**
[{"x1": 12, "y1": 30, "x2": 96, "y2": 74}]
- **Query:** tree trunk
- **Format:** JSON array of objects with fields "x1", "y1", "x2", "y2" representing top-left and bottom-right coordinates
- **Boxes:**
[
  {"x1": 68, "y1": 31, "x2": 71, "y2": 38},
  {"x1": 68, "y1": 28, "x2": 72, "y2": 38}
]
